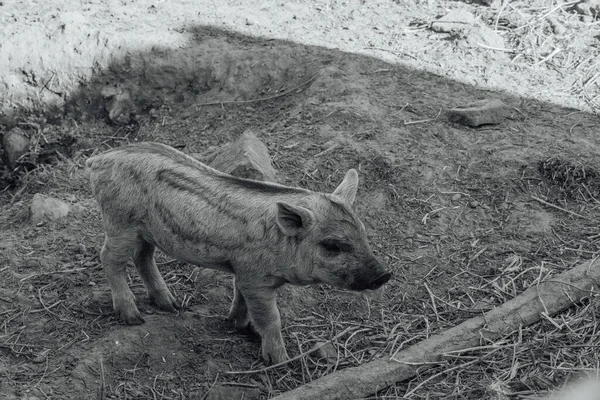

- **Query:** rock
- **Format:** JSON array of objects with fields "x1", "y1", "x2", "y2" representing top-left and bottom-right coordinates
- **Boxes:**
[
  {"x1": 573, "y1": 0, "x2": 600, "y2": 18},
  {"x1": 32, "y1": 355, "x2": 46, "y2": 364},
  {"x1": 448, "y1": 99, "x2": 509, "y2": 127},
  {"x1": 464, "y1": 25, "x2": 505, "y2": 49},
  {"x1": 210, "y1": 131, "x2": 278, "y2": 182},
  {"x1": 30, "y1": 193, "x2": 70, "y2": 223},
  {"x1": 312, "y1": 342, "x2": 338, "y2": 364},
  {"x1": 451, "y1": 193, "x2": 461, "y2": 201},
  {"x1": 205, "y1": 384, "x2": 261, "y2": 400},
  {"x1": 102, "y1": 86, "x2": 135, "y2": 125},
  {"x1": 431, "y1": 9, "x2": 477, "y2": 33},
  {"x1": 2, "y1": 127, "x2": 30, "y2": 169}
]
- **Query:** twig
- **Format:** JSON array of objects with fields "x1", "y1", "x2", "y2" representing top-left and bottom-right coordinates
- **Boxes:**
[
  {"x1": 476, "y1": 43, "x2": 515, "y2": 53},
  {"x1": 201, "y1": 374, "x2": 220, "y2": 400},
  {"x1": 364, "y1": 46, "x2": 417, "y2": 60},
  {"x1": 314, "y1": 143, "x2": 339, "y2": 158},
  {"x1": 404, "y1": 348, "x2": 502, "y2": 397},
  {"x1": 99, "y1": 357, "x2": 105, "y2": 400},
  {"x1": 226, "y1": 327, "x2": 353, "y2": 375},
  {"x1": 39, "y1": 72, "x2": 56, "y2": 95},
  {"x1": 34, "y1": 356, "x2": 50, "y2": 388},
  {"x1": 531, "y1": 195, "x2": 593, "y2": 221},
  {"x1": 195, "y1": 73, "x2": 320, "y2": 108},
  {"x1": 533, "y1": 48, "x2": 562, "y2": 67},
  {"x1": 403, "y1": 108, "x2": 442, "y2": 125},
  {"x1": 20, "y1": 267, "x2": 89, "y2": 281},
  {"x1": 423, "y1": 282, "x2": 440, "y2": 323}
]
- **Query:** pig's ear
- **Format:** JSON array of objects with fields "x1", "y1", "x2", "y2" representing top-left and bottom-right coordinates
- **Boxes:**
[
  {"x1": 276, "y1": 202, "x2": 315, "y2": 236},
  {"x1": 332, "y1": 169, "x2": 358, "y2": 205}
]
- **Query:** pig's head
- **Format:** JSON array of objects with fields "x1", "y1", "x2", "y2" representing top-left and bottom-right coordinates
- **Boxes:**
[{"x1": 275, "y1": 169, "x2": 392, "y2": 291}]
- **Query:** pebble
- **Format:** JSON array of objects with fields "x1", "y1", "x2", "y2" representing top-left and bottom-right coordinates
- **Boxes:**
[
  {"x1": 448, "y1": 99, "x2": 509, "y2": 127},
  {"x1": 32, "y1": 354, "x2": 46, "y2": 363},
  {"x1": 102, "y1": 86, "x2": 136, "y2": 125},
  {"x1": 314, "y1": 342, "x2": 338, "y2": 364},
  {"x1": 30, "y1": 193, "x2": 70, "y2": 223},
  {"x1": 2, "y1": 127, "x2": 30, "y2": 170}
]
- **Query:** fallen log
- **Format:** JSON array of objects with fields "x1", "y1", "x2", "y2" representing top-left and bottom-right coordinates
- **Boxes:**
[{"x1": 272, "y1": 259, "x2": 600, "y2": 400}]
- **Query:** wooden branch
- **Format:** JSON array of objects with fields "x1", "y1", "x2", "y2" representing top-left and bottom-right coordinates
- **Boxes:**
[{"x1": 271, "y1": 259, "x2": 600, "y2": 400}]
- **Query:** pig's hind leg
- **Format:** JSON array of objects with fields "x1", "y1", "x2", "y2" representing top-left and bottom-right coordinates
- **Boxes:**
[
  {"x1": 101, "y1": 232, "x2": 145, "y2": 325},
  {"x1": 228, "y1": 277, "x2": 251, "y2": 330},
  {"x1": 132, "y1": 240, "x2": 180, "y2": 312}
]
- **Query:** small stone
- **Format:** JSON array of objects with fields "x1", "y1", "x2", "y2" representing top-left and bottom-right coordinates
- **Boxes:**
[
  {"x1": 30, "y1": 194, "x2": 70, "y2": 223},
  {"x1": 102, "y1": 87, "x2": 135, "y2": 125},
  {"x1": 2, "y1": 127, "x2": 30, "y2": 170},
  {"x1": 32, "y1": 354, "x2": 46, "y2": 363},
  {"x1": 77, "y1": 244, "x2": 87, "y2": 254},
  {"x1": 431, "y1": 9, "x2": 477, "y2": 33},
  {"x1": 452, "y1": 193, "x2": 462, "y2": 201},
  {"x1": 469, "y1": 200, "x2": 480, "y2": 208},
  {"x1": 210, "y1": 131, "x2": 278, "y2": 182},
  {"x1": 464, "y1": 25, "x2": 505, "y2": 49},
  {"x1": 448, "y1": 99, "x2": 509, "y2": 127},
  {"x1": 313, "y1": 342, "x2": 338, "y2": 364},
  {"x1": 88, "y1": 281, "x2": 96, "y2": 286}
]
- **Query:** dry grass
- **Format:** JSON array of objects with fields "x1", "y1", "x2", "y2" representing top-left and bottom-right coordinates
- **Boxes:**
[
  {"x1": 2, "y1": 1, "x2": 600, "y2": 399},
  {"x1": 479, "y1": 0, "x2": 600, "y2": 115}
]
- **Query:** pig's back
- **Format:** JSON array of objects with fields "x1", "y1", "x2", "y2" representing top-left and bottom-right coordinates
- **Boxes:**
[{"x1": 85, "y1": 142, "x2": 310, "y2": 265}]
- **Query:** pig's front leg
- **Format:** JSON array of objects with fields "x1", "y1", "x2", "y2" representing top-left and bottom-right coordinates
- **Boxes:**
[{"x1": 238, "y1": 283, "x2": 289, "y2": 365}]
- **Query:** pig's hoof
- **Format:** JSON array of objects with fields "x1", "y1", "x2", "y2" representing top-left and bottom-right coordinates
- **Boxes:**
[
  {"x1": 116, "y1": 307, "x2": 145, "y2": 325},
  {"x1": 230, "y1": 315, "x2": 252, "y2": 331},
  {"x1": 228, "y1": 308, "x2": 251, "y2": 331},
  {"x1": 150, "y1": 289, "x2": 180, "y2": 312},
  {"x1": 262, "y1": 346, "x2": 290, "y2": 365}
]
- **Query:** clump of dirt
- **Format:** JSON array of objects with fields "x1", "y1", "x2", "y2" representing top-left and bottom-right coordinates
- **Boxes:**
[{"x1": 538, "y1": 157, "x2": 600, "y2": 200}]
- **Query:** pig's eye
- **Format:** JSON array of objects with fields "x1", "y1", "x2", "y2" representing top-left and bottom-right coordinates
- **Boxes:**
[
  {"x1": 322, "y1": 241, "x2": 341, "y2": 254},
  {"x1": 320, "y1": 240, "x2": 351, "y2": 255}
]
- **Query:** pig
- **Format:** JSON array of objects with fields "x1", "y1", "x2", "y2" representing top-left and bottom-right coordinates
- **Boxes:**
[{"x1": 86, "y1": 142, "x2": 391, "y2": 364}]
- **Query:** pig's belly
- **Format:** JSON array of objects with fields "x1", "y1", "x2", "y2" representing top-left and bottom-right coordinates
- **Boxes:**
[{"x1": 142, "y1": 227, "x2": 235, "y2": 274}]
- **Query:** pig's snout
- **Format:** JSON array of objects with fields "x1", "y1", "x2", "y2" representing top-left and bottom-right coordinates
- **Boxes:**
[
  {"x1": 350, "y1": 258, "x2": 392, "y2": 291},
  {"x1": 368, "y1": 271, "x2": 392, "y2": 290}
]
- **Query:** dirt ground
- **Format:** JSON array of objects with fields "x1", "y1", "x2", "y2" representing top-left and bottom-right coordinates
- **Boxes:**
[{"x1": 1, "y1": 1, "x2": 600, "y2": 399}]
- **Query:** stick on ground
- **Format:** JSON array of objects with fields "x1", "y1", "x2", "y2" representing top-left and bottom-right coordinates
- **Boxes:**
[{"x1": 271, "y1": 259, "x2": 600, "y2": 400}]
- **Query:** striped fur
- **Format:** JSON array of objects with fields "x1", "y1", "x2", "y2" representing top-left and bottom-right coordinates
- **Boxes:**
[{"x1": 86, "y1": 142, "x2": 391, "y2": 364}]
